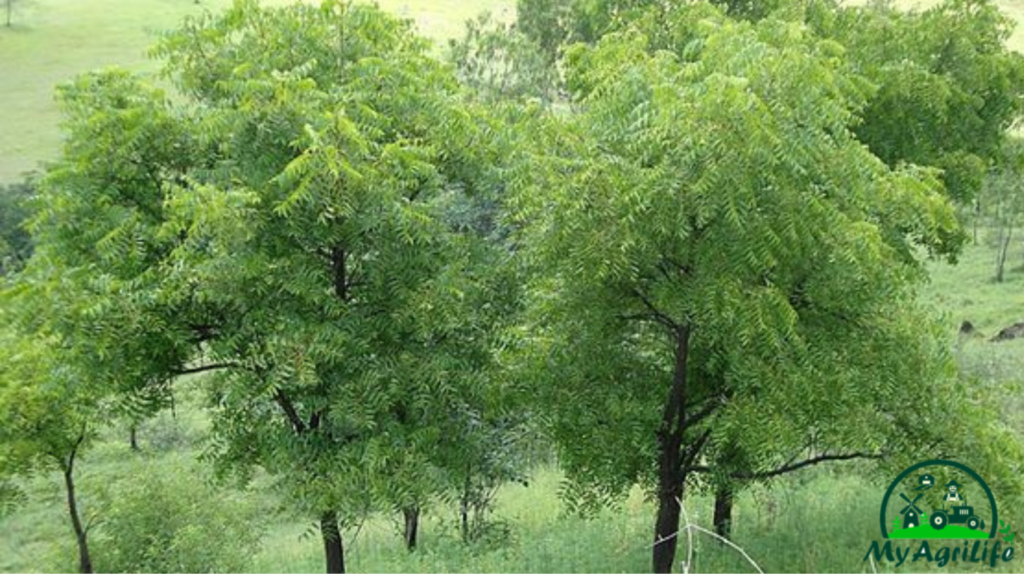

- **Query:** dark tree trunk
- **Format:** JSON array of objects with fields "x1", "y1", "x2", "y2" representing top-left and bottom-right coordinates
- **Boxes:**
[
  {"x1": 320, "y1": 510, "x2": 345, "y2": 574},
  {"x1": 460, "y1": 469, "x2": 472, "y2": 543},
  {"x1": 653, "y1": 473, "x2": 685, "y2": 574},
  {"x1": 652, "y1": 327, "x2": 691, "y2": 574},
  {"x1": 713, "y1": 486, "x2": 733, "y2": 539},
  {"x1": 129, "y1": 425, "x2": 139, "y2": 451},
  {"x1": 61, "y1": 440, "x2": 92, "y2": 574},
  {"x1": 460, "y1": 497, "x2": 470, "y2": 543},
  {"x1": 403, "y1": 506, "x2": 420, "y2": 551}
]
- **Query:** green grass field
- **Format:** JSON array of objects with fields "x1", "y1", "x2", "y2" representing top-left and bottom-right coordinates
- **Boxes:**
[
  {"x1": 0, "y1": 0, "x2": 1022, "y2": 186},
  {"x1": 0, "y1": 0, "x2": 513, "y2": 185}
]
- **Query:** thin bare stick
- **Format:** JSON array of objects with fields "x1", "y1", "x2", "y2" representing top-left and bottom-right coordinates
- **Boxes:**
[
  {"x1": 685, "y1": 525, "x2": 764, "y2": 574},
  {"x1": 678, "y1": 497, "x2": 694, "y2": 574}
]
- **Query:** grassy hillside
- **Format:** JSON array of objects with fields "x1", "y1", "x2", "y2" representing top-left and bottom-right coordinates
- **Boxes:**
[
  {"x1": 0, "y1": 384, "x2": 881, "y2": 573},
  {"x1": 0, "y1": 0, "x2": 1022, "y2": 185},
  {"x1": 0, "y1": 0, "x2": 513, "y2": 184}
]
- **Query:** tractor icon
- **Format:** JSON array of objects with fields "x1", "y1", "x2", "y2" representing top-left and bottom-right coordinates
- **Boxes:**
[
  {"x1": 929, "y1": 478, "x2": 984, "y2": 531},
  {"x1": 929, "y1": 504, "x2": 984, "y2": 531}
]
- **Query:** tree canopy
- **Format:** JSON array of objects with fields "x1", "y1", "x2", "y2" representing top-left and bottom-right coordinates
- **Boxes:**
[{"x1": 509, "y1": 4, "x2": 982, "y2": 570}]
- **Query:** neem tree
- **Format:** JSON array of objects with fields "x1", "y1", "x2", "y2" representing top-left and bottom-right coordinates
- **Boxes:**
[
  {"x1": 150, "y1": 1, "x2": 510, "y2": 571},
  {"x1": 15, "y1": 0, "x2": 515, "y2": 572},
  {"x1": 802, "y1": 0, "x2": 1024, "y2": 204},
  {"x1": 510, "y1": 5, "x2": 971, "y2": 572},
  {"x1": 0, "y1": 325, "x2": 97, "y2": 574}
]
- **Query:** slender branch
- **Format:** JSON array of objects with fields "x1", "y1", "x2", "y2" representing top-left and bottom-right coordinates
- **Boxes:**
[
  {"x1": 682, "y1": 428, "x2": 712, "y2": 471},
  {"x1": 273, "y1": 389, "x2": 307, "y2": 434},
  {"x1": 632, "y1": 288, "x2": 679, "y2": 330},
  {"x1": 173, "y1": 362, "x2": 239, "y2": 376},
  {"x1": 331, "y1": 245, "x2": 348, "y2": 302},
  {"x1": 681, "y1": 397, "x2": 723, "y2": 432},
  {"x1": 732, "y1": 451, "x2": 883, "y2": 480}
]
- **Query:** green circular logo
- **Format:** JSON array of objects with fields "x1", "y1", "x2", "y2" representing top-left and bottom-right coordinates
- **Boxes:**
[{"x1": 879, "y1": 459, "x2": 997, "y2": 540}]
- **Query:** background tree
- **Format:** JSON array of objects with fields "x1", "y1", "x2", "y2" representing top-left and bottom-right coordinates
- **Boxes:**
[
  {"x1": 804, "y1": 0, "x2": 1024, "y2": 204},
  {"x1": 515, "y1": 0, "x2": 1024, "y2": 206},
  {"x1": 510, "y1": 5, "x2": 975, "y2": 571},
  {"x1": 449, "y1": 12, "x2": 559, "y2": 105},
  {"x1": 0, "y1": 322, "x2": 98, "y2": 573},
  {"x1": 0, "y1": 178, "x2": 35, "y2": 275},
  {"x1": 980, "y1": 139, "x2": 1024, "y2": 281}
]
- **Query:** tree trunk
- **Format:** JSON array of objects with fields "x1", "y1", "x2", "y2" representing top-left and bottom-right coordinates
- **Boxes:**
[
  {"x1": 61, "y1": 446, "x2": 92, "y2": 574},
  {"x1": 5, "y1": 0, "x2": 11, "y2": 27},
  {"x1": 460, "y1": 496, "x2": 470, "y2": 543},
  {"x1": 653, "y1": 473, "x2": 685, "y2": 573},
  {"x1": 997, "y1": 224, "x2": 1013, "y2": 282},
  {"x1": 652, "y1": 327, "x2": 691, "y2": 574},
  {"x1": 320, "y1": 510, "x2": 345, "y2": 574},
  {"x1": 974, "y1": 199, "x2": 980, "y2": 244},
  {"x1": 713, "y1": 486, "x2": 733, "y2": 539},
  {"x1": 460, "y1": 469, "x2": 472, "y2": 543},
  {"x1": 129, "y1": 425, "x2": 139, "y2": 451},
  {"x1": 403, "y1": 506, "x2": 420, "y2": 551}
]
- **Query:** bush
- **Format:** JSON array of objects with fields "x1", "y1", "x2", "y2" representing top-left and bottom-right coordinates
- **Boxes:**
[{"x1": 95, "y1": 458, "x2": 263, "y2": 573}]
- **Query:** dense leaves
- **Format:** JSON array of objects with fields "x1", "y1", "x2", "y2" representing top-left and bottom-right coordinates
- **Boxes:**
[{"x1": 509, "y1": 4, "x2": 984, "y2": 570}]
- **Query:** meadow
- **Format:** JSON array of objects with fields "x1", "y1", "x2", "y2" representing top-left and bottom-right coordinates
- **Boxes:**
[
  {"x1": 0, "y1": 0, "x2": 513, "y2": 185},
  {"x1": 3, "y1": 0, "x2": 1024, "y2": 574},
  {"x1": 5, "y1": 0, "x2": 1024, "y2": 187}
]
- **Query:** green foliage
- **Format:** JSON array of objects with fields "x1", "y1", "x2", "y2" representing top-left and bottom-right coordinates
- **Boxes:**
[
  {"x1": 805, "y1": 0, "x2": 1024, "y2": 203},
  {"x1": 93, "y1": 458, "x2": 264, "y2": 573},
  {"x1": 517, "y1": 0, "x2": 1024, "y2": 205},
  {"x1": 513, "y1": 2, "x2": 970, "y2": 510},
  {"x1": 0, "y1": 316, "x2": 94, "y2": 483},
  {"x1": 14, "y1": 0, "x2": 528, "y2": 553}
]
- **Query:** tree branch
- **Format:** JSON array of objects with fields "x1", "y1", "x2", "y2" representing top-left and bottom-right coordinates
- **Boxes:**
[
  {"x1": 682, "y1": 396, "x2": 724, "y2": 432},
  {"x1": 733, "y1": 451, "x2": 883, "y2": 480},
  {"x1": 632, "y1": 288, "x2": 679, "y2": 331},
  {"x1": 273, "y1": 389, "x2": 307, "y2": 434},
  {"x1": 173, "y1": 362, "x2": 239, "y2": 376},
  {"x1": 682, "y1": 428, "x2": 712, "y2": 472}
]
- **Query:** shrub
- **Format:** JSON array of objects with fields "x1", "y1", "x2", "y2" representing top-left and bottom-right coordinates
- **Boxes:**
[{"x1": 95, "y1": 458, "x2": 263, "y2": 573}]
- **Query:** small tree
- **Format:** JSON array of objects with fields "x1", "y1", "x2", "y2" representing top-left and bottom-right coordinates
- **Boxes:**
[
  {"x1": 981, "y1": 164, "x2": 1024, "y2": 282},
  {"x1": 0, "y1": 327, "x2": 98, "y2": 573}
]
